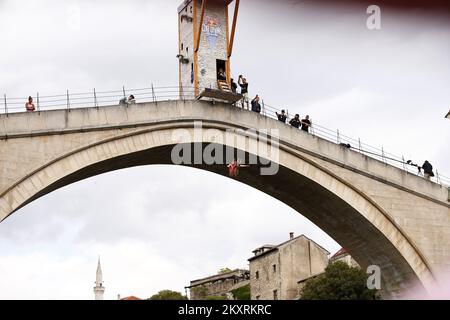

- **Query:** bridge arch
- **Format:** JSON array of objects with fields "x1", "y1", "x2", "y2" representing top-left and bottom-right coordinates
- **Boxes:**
[{"x1": 1, "y1": 101, "x2": 447, "y2": 298}]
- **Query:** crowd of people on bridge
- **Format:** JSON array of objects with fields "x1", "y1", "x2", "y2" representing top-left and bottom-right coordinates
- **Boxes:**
[
  {"x1": 22, "y1": 76, "x2": 436, "y2": 182},
  {"x1": 227, "y1": 73, "x2": 312, "y2": 133},
  {"x1": 223, "y1": 71, "x2": 437, "y2": 181},
  {"x1": 274, "y1": 111, "x2": 311, "y2": 132}
]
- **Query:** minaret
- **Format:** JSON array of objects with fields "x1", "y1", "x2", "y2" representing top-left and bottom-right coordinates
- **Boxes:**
[{"x1": 94, "y1": 257, "x2": 105, "y2": 300}]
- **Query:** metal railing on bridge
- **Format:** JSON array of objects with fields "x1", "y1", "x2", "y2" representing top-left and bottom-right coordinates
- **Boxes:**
[
  {"x1": 1, "y1": 85, "x2": 449, "y2": 188},
  {"x1": 1, "y1": 85, "x2": 195, "y2": 113},
  {"x1": 261, "y1": 102, "x2": 450, "y2": 188}
]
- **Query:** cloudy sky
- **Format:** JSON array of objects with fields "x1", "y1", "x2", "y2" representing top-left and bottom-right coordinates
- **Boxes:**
[{"x1": 0, "y1": 0, "x2": 449, "y2": 299}]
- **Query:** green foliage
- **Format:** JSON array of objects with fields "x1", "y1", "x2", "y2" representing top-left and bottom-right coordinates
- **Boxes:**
[
  {"x1": 148, "y1": 290, "x2": 188, "y2": 300},
  {"x1": 204, "y1": 295, "x2": 228, "y2": 300},
  {"x1": 218, "y1": 268, "x2": 233, "y2": 274},
  {"x1": 231, "y1": 284, "x2": 251, "y2": 300},
  {"x1": 300, "y1": 261, "x2": 379, "y2": 300},
  {"x1": 191, "y1": 286, "x2": 208, "y2": 299}
]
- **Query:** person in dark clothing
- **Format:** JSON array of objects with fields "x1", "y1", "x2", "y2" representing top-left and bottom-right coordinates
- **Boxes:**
[
  {"x1": 276, "y1": 110, "x2": 287, "y2": 123},
  {"x1": 301, "y1": 115, "x2": 311, "y2": 132},
  {"x1": 217, "y1": 68, "x2": 227, "y2": 81},
  {"x1": 407, "y1": 160, "x2": 424, "y2": 175},
  {"x1": 230, "y1": 78, "x2": 238, "y2": 93},
  {"x1": 251, "y1": 95, "x2": 261, "y2": 113},
  {"x1": 422, "y1": 160, "x2": 434, "y2": 180},
  {"x1": 289, "y1": 114, "x2": 301, "y2": 128},
  {"x1": 238, "y1": 75, "x2": 249, "y2": 109}
]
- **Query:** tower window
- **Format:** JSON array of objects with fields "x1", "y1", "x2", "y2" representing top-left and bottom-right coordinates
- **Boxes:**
[
  {"x1": 273, "y1": 264, "x2": 277, "y2": 273},
  {"x1": 255, "y1": 271, "x2": 259, "y2": 280},
  {"x1": 181, "y1": 43, "x2": 184, "y2": 51},
  {"x1": 273, "y1": 290, "x2": 278, "y2": 300}
]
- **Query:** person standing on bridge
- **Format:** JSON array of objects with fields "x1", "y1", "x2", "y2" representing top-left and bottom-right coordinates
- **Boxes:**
[
  {"x1": 230, "y1": 78, "x2": 238, "y2": 94},
  {"x1": 289, "y1": 114, "x2": 301, "y2": 128},
  {"x1": 230, "y1": 78, "x2": 239, "y2": 107},
  {"x1": 301, "y1": 115, "x2": 311, "y2": 133},
  {"x1": 421, "y1": 160, "x2": 434, "y2": 180},
  {"x1": 251, "y1": 95, "x2": 261, "y2": 113},
  {"x1": 25, "y1": 96, "x2": 35, "y2": 112},
  {"x1": 238, "y1": 75, "x2": 249, "y2": 110},
  {"x1": 276, "y1": 110, "x2": 287, "y2": 123}
]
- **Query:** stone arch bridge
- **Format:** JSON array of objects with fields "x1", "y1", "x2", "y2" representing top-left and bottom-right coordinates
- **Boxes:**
[{"x1": 0, "y1": 101, "x2": 449, "y2": 298}]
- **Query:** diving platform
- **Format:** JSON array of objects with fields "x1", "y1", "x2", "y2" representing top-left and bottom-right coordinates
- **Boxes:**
[{"x1": 197, "y1": 88, "x2": 243, "y2": 104}]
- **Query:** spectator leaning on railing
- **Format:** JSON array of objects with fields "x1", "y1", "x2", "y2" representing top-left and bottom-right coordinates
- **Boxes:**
[
  {"x1": 128, "y1": 95, "x2": 136, "y2": 104},
  {"x1": 25, "y1": 96, "x2": 35, "y2": 112},
  {"x1": 422, "y1": 161, "x2": 435, "y2": 180},
  {"x1": 289, "y1": 114, "x2": 301, "y2": 128},
  {"x1": 276, "y1": 110, "x2": 287, "y2": 123},
  {"x1": 301, "y1": 115, "x2": 311, "y2": 132},
  {"x1": 251, "y1": 95, "x2": 261, "y2": 113}
]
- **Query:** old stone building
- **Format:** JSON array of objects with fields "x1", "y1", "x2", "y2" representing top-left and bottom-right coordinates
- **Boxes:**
[
  {"x1": 329, "y1": 247, "x2": 360, "y2": 268},
  {"x1": 248, "y1": 233, "x2": 329, "y2": 300},
  {"x1": 187, "y1": 269, "x2": 250, "y2": 300}
]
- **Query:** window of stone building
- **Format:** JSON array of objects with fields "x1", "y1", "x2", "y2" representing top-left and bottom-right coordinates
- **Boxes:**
[
  {"x1": 255, "y1": 271, "x2": 259, "y2": 280},
  {"x1": 272, "y1": 264, "x2": 276, "y2": 273},
  {"x1": 273, "y1": 290, "x2": 278, "y2": 300},
  {"x1": 256, "y1": 295, "x2": 260, "y2": 300}
]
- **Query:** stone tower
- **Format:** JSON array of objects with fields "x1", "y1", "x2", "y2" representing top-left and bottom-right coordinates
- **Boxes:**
[
  {"x1": 177, "y1": 0, "x2": 240, "y2": 98},
  {"x1": 94, "y1": 257, "x2": 105, "y2": 300}
]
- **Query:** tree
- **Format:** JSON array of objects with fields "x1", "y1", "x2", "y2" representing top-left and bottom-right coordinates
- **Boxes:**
[
  {"x1": 300, "y1": 261, "x2": 379, "y2": 300},
  {"x1": 148, "y1": 290, "x2": 188, "y2": 300},
  {"x1": 191, "y1": 286, "x2": 208, "y2": 300},
  {"x1": 231, "y1": 284, "x2": 251, "y2": 300},
  {"x1": 218, "y1": 268, "x2": 232, "y2": 274}
]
